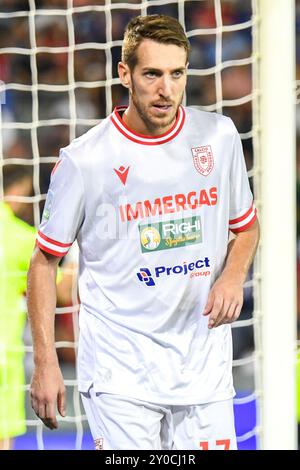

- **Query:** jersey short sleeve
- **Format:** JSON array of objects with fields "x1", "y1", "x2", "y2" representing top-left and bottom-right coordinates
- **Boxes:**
[
  {"x1": 37, "y1": 150, "x2": 85, "y2": 257},
  {"x1": 228, "y1": 125, "x2": 257, "y2": 233}
]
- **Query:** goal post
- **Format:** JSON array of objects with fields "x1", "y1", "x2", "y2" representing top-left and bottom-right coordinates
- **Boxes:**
[{"x1": 255, "y1": 0, "x2": 297, "y2": 450}]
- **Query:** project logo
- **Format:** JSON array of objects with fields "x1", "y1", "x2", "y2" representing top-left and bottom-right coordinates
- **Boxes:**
[
  {"x1": 136, "y1": 268, "x2": 155, "y2": 286},
  {"x1": 136, "y1": 257, "x2": 211, "y2": 286}
]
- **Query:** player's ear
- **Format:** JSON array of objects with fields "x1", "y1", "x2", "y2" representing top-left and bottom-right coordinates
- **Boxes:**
[{"x1": 118, "y1": 62, "x2": 131, "y2": 90}]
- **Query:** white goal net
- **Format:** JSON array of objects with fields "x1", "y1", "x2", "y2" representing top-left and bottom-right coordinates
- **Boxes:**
[{"x1": 1, "y1": 0, "x2": 263, "y2": 450}]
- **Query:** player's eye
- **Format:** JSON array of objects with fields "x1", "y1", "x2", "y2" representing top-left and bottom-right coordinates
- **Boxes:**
[
  {"x1": 144, "y1": 71, "x2": 158, "y2": 78},
  {"x1": 172, "y1": 70, "x2": 184, "y2": 78}
]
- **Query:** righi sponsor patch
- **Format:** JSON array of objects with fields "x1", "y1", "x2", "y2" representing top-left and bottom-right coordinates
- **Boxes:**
[{"x1": 139, "y1": 216, "x2": 202, "y2": 253}]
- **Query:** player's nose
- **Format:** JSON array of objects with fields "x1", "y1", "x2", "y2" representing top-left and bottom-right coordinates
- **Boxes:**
[{"x1": 157, "y1": 75, "x2": 172, "y2": 98}]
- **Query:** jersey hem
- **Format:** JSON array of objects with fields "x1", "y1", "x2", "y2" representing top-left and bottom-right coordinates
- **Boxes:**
[{"x1": 78, "y1": 380, "x2": 235, "y2": 406}]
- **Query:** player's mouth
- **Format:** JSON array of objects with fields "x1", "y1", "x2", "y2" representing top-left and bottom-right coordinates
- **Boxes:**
[{"x1": 152, "y1": 103, "x2": 172, "y2": 113}]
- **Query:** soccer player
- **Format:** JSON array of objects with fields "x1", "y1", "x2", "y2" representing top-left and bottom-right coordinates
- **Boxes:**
[{"x1": 27, "y1": 15, "x2": 260, "y2": 450}]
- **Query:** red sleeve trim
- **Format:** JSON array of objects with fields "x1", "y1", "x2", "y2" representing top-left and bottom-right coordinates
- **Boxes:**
[
  {"x1": 230, "y1": 211, "x2": 257, "y2": 233},
  {"x1": 37, "y1": 241, "x2": 67, "y2": 258},
  {"x1": 229, "y1": 203, "x2": 254, "y2": 225},
  {"x1": 38, "y1": 230, "x2": 72, "y2": 248}
]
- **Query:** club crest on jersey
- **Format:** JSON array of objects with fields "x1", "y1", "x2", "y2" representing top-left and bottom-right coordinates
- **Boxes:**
[{"x1": 191, "y1": 145, "x2": 214, "y2": 177}]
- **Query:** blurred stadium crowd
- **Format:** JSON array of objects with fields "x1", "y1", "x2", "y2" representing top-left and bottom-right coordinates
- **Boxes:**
[{"x1": 0, "y1": 0, "x2": 299, "y2": 448}]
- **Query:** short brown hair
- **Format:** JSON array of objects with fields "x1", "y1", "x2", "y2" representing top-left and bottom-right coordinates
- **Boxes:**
[{"x1": 122, "y1": 14, "x2": 190, "y2": 70}]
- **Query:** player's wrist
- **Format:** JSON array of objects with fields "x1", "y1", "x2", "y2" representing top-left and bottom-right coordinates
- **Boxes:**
[
  {"x1": 218, "y1": 268, "x2": 246, "y2": 287},
  {"x1": 33, "y1": 350, "x2": 59, "y2": 367}
]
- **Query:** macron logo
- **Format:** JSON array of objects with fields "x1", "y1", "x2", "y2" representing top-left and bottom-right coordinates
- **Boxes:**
[{"x1": 114, "y1": 166, "x2": 130, "y2": 185}]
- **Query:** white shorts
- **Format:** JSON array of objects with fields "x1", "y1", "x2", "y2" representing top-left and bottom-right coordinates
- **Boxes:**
[{"x1": 81, "y1": 388, "x2": 237, "y2": 450}]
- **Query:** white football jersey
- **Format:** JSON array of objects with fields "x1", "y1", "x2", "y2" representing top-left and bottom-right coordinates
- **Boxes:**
[{"x1": 38, "y1": 106, "x2": 257, "y2": 405}]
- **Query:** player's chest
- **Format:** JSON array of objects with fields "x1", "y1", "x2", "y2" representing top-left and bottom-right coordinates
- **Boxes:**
[{"x1": 98, "y1": 141, "x2": 227, "y2": 203}]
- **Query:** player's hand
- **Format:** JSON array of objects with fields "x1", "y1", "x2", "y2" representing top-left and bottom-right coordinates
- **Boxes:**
[
  {"x1": 203, "y1": 274, "x2": 244, "y2": 329},
  {"x1": 30, "y1": 363, "x2": 66, "y2": 430}
]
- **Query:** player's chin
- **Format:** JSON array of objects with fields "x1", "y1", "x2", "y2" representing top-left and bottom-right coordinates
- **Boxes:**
[{"x1": 149, "y1": 112, "x2": 176, "y2": 128}]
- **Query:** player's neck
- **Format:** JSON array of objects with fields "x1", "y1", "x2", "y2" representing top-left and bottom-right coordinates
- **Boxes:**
[{"x1": 122, "y1": 104, "x2": 176, "y2": 137}]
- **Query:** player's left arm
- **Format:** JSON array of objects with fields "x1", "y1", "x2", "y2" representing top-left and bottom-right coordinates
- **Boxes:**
[{"x1": 203, "y1": 218, "x2": 260, "y2": 329}]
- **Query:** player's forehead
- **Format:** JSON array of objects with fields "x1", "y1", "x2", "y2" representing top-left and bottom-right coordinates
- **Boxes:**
[{"x1": 135, "y1": 38, "x2": 187, "y2": 70}]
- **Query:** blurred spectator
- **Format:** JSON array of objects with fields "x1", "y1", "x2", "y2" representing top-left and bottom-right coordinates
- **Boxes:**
[
  {"x1": 0, "y1": 164, "x2": 75, "y2": 449},
  {"x1": 0, "y1": 165, "x2": 36, "y2": 449}
]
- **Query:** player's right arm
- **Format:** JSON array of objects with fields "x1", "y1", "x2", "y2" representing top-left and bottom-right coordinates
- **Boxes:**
[
  {"x1": 27, "y1": 246, "x2": 66, "y2": 430},
  {"x1": 27, "y1": 150, "x2": 84, "y2": 429}
]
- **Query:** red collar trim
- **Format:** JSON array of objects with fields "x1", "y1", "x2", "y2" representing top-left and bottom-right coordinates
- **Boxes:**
[{"x1": 110, "y1": 105, "x2": 185, "y2": 145}]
